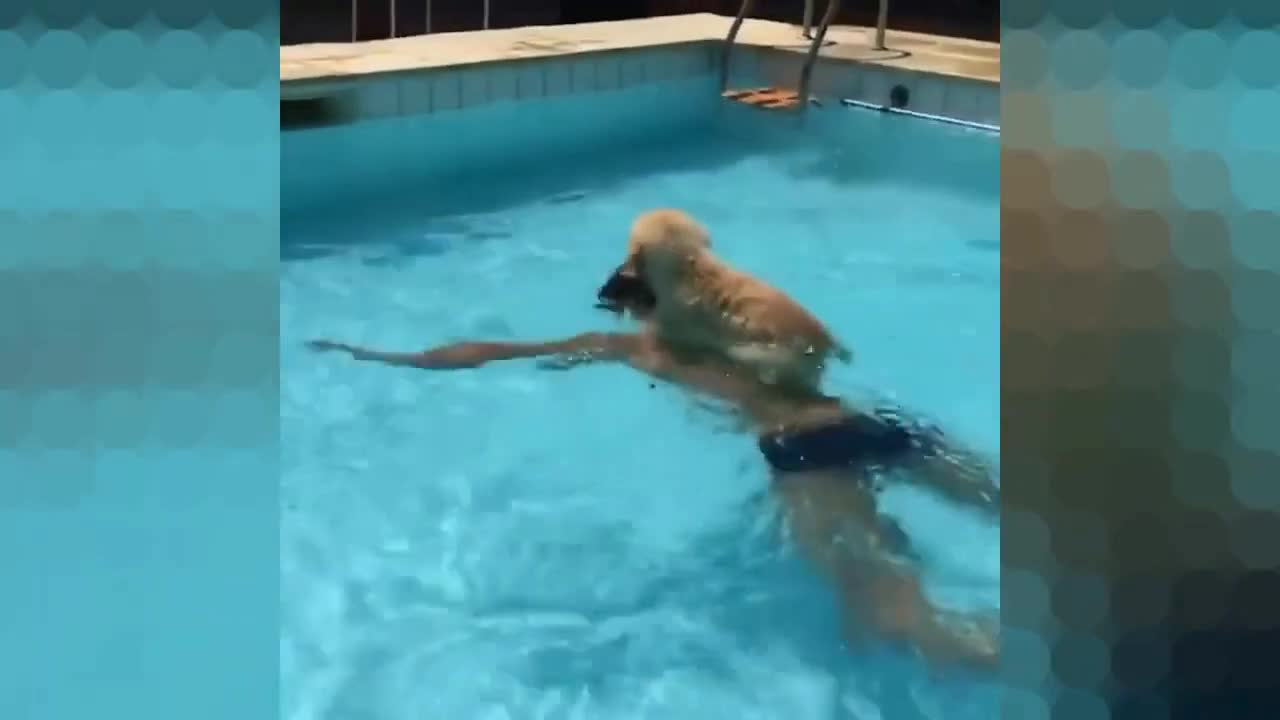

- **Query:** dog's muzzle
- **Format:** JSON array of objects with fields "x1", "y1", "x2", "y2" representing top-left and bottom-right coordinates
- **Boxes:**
[{"x1": 595, "y1": 265, "x2": 657, "y2": 315}]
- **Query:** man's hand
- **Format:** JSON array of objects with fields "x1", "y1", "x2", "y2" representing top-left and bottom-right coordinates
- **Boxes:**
[
  {"x1": 305, "y1": 340, "x2": 356, "y2": 355},
  {"x1": 305, "y1": 339, "x2": 493, "y2": 369},
  {"x1": 305, "y1": 332, "x2": 641, "y2": 372}
]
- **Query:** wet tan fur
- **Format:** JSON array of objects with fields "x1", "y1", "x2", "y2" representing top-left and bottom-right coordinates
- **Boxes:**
[{"x1": 618, "y1": 209, "x2": 852, "y2": 390}]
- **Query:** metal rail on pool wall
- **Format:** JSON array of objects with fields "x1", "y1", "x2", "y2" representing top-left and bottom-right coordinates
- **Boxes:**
[
  {"x1": 350, "y1": 0, "x2": 491, "y2": 41},
  {"x1": 347, "y1": 1, "x2": 884, "y2": 49},
  {"x1": 839, "y1": 97, "x2": 1000, "y2": 133}
]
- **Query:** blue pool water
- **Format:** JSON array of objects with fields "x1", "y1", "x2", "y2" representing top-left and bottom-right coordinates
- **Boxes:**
[{"x1": 282, "y1": 99, "x2": 999, "y2": 720}]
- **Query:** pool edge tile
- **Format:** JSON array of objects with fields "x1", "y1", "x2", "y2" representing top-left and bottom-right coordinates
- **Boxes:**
[
  {"x1": 941, "y1": 78, "x2": 983, "y2": 124},
  {"x1": 975, "y1": 84, "x2": 1000, "y2": 127},
  {"x1": 399, "y1": 72, "x2": 433, "y2": 116},
  {"x1": 595, "y1": 56, "x2": 622, "y2": 93},
  {"x1": 355, "y1": 76, "x2": 400, "y2": 119},
  {"x1": 620, "y1": 52, "x2": 648, "y2": 88},
  {"x1": 859, "y1": 66, "x2": 892, "y2": 106},
  {"x1": 570, "y1": 57, "x2": 598, "y2": 94},
  {"x1": 911, "y1": 74, "x2": 947, "y2": 117},
  {"x1": 544, "y1": 60, "x2": 572, "y2": 96},
  {"x1": 515, "y1": 63, "x2": 544, "y2": 100},
  {"x1": 489, "y1": 66, "x2": 518, "y2": 106},
  {"x1": 459, "y1": 67, "x2": 490, "y2": 108},
  {"x1": 431, "y1": 71, "x2": 462, "y2": 112}
]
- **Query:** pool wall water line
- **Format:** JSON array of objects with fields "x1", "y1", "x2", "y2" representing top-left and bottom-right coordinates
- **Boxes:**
[
  {"x1": 279, "y1": 13, "x2": 1001, "y2": 216},
  {"x1": 741, "y1": 45, "x2": 998, "y2": 127},
  {"x1": 282, "y1": 41, "x2": 996, "y2": 213},
  {"x1": 281, "y1": 41, "x2": 997, "y2": 131},
  {"x1": 281, "y1": 43, "x2": 725, "y2": 213}
]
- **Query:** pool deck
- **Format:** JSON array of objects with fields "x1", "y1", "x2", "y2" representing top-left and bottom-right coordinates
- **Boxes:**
[{"x1": 279, "y1": 14, "x2": 999, "y2": 92}]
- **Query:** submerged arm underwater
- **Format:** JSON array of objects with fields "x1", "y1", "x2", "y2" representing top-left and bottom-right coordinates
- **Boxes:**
[{"x1": 305, "y1": 333, "x2": 637, "y2": 370}]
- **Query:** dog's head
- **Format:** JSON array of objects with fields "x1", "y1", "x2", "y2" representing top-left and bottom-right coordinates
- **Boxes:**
[
  {"x1": 595, "y1": 209, "x2": 711, "y2": 318},
  {"x1": 594, "y1": 267, "x2": 657, "y2": 317}
]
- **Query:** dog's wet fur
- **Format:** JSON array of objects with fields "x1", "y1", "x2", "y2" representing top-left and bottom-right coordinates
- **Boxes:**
[{"x1": 596, "y1": 209, "x2": 853, "y2": 390}]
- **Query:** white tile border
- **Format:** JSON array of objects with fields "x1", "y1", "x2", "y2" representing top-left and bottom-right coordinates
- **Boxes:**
[
  {"x1": 281, "y1": 44, "x2": 721, "y2": 128},
  {"x1": 281, "y1": 43, "x2": 999, "y2": 131},
  {"x1": 280, "y1": 15, "x2": 999, "y2": 87}
]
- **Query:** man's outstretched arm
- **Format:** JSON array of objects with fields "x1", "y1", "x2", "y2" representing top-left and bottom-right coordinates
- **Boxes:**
[
  {"x1": 307, "y1": 332, "x2": 804, "y2": 430},
  {"x1": 305, "y1": 333, "x2": 641, "y2": 370}
]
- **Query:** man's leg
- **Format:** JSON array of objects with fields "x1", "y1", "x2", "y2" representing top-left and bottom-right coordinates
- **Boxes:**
[{"x1": 773, "y1": 468, "x2": 999, "y2": 669}]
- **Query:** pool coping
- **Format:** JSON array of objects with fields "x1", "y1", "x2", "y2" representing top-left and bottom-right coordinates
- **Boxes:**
[{"x1": 279, "y1": 13, "x2": 999, "y2": 100}]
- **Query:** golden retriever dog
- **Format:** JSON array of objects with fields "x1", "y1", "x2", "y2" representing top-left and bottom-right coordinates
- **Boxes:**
[{"x1": 595, "y1": 208, "x2": 852, "y2": 391}]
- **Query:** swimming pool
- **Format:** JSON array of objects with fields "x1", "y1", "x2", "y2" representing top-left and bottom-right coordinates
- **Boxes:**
[{"x1": 281, "y1": 73, "x2": 999, "y2": 719}]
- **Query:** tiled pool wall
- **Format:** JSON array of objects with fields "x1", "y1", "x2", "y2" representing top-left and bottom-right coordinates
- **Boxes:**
[
  {"x1": 281, "y1": 43, "x2": 724, "y2": 212},
  {"x1": 734, "y1": 47, "x2": 999, "y2": 127},
  {"x1": 281, "y1": 41, "x2": 999, "y2": 213}
]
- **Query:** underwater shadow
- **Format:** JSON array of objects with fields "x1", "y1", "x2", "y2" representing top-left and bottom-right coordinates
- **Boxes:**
[
  {"x1": 281, "y1": 130, "x2": 775, "y2": 263},
  {"x1": 506, "y1": 495, "x2": 853, "y2": 697},
  {"x1": 774, "y1": 105, "x2": 1000, "y2": 199}
]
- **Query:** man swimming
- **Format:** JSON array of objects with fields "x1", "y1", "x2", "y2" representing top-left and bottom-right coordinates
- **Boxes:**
[{"x1": 306, "y1": 325, "x2": 1001, "y2": 669}]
